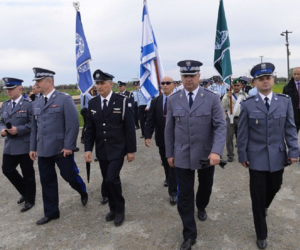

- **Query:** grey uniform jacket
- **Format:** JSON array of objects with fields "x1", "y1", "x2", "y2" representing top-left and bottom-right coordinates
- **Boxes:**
[
  {"x1": 0, "y1": 97, "x2": 32, "y2": 155},
  {"x1": 237, "y1": 93, "x2": 299, "y2": 172},
  {"x1": 165, "y1": 88, "x2": 226, "y2": 170},
  {"x1": 30, "y1": 90, "x2": 79, "y2": 157}
]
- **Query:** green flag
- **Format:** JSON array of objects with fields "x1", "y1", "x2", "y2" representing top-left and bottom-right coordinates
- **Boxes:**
[{"x1": 214, "y1": 0, "x2": 232, "y2": 85}]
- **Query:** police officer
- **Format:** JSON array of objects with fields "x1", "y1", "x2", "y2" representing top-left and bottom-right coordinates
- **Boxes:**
[
  {"x1": 85, "y1": 69, "x2": 136, "y2": 227},
  {"x1": 29, "y1": 68, "x2": 88, "y2": 225},
  {"x1": 117, "y1": 81, "x2": 134, "y2": 106},
  {"x1": 221, "y1": 78, "x2": 247, "y2": 162},
  {"x1": 0, "y1": 78, "x2": 36, "y2": 212},
  {"x1": 165, "y1": 60, "x2": 226, "y2": 250},
  {"x1": 238, "y1": 63, "x2": 299, "y2": 249},
  {"x1": 132, "y1": 81, "x2": 140, "y2": 129}
]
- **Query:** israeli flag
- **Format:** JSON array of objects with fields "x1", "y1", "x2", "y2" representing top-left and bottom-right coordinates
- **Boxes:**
[
  {"x1": 140, "y1": 0, "x2": 164, "y2": 101},
  {"x1": 76, "y1": 11, "x2": 93, "y2": 95}
]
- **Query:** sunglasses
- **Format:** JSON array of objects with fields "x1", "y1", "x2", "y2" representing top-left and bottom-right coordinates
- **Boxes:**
[{"x1": 161, "y1": 81, "x2": 173, "y2": 85}]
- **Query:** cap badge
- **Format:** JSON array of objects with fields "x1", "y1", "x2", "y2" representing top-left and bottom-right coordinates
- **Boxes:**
[
  {"x1": 186, "y1": 61, "x2": 191, "y2": 67},
  {"x1": 96, "y1": 73, "x2": 100, "y2": 78},
  {"x1": 261, "y1": 64, "x2": 266, "y2": 70}
]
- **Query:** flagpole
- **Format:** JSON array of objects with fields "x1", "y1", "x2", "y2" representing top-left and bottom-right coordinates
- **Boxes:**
[
  {"x1": 229, "y1": 77, "x2": 233, "y2": 114},
  {"x1": 154, "y1": 59, "x2": 162, "y2": 95},
  {"x1": 73, "y1": 1, "x2": 79, "y2": 11}
]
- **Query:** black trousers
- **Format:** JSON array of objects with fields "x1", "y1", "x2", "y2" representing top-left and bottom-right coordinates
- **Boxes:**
[
  {"x1": 175, "y1": 166, "x2": 215, "y2": 240},
  {"x1": 158, "y1": 146, "x2": 177, "y2": 196},
  {"x1": 138, "y1": 105, "x2": 148, "y2": 137},
  {"x1": 99, "y1": 158, "x2": 125, "y2": 214},
  {"x1": 134, "y1": 102, "x2": 140, "y2": 128},
  {"x1": 38, "y1": 154, "x2": 87, "y2": 218},
  {"x1": 249, "y1": 168, "x2": 284, "y2": 240},
  {"x1": 2, "y1": 154, "x2": 36, "y2": 203}
]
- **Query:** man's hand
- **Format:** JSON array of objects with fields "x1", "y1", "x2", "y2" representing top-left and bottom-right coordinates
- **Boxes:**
[
  {"x1": 167, "y1": 157, "x2": 175, "y2": 168},
  {"x1": 61, "y1": 149, "x2": 72, "y2": 157},
  {"x1": 289, "y1": 158, "x2": 297, "y2": 164},
  {"x1": 240, "y1": 162, "x2": 249, "y2": 168},
  {"x1": 227, "y1": 92, "x2": 232, "y2": 98},
  {"x1": 1, "y1": 129, "x2": 7, "y2": 137},
  {"x1": 7, "y1": 126, "x2": 17, "y2": 135},
  {"x1": 145, "y1": 139, "x2": 151, "y2": 148},
  {"x1": 208, "y1": 153, "x2": 220, "y2": 166},
  {"x1": 145, "y1": 108, "x2": 149, "y2": 111},
  {"x1": 85, "y1": 152, "x2": 92, "y2": 163},
  {"x1": 127, "y1": 153, "x2": 135, "y2": 162},
  {"x1": 29, "y1": 151, "x2": 37, "y2": 161}
]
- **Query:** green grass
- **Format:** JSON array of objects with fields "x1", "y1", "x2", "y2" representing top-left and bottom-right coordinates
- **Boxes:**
[
  {"x1": 272, "y1": 83, "x2": 285, "y2": 93},
  {"x1": 77, "y1": 105, "x2": 84, "y2": 128}
]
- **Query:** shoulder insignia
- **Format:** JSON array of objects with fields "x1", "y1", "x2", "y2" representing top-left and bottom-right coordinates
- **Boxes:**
[
  {"x1": 204, "y1": 88, "x2": 217, "y2": 95},
  {"x1": 116, "y1": 93, "x2": 126, "y2": 98},
  {"x1": 59, "y1": 92, "x2": 70, "y2": 96},
  {"x1": 243, "y1": 95, "x2": 255, "y2": 102},
  {"x1": 23, "y1": 98, "x2": 31, "y2": 102},
  {"x1": 3, "y1": 99, "x2": 10, "y2": 104},
  {"x1": 276, "y1": 93, "x2": 290, "y2": 98},
  {"x1": 169, "y1": 90, "x2": 181, "y2": 97}
]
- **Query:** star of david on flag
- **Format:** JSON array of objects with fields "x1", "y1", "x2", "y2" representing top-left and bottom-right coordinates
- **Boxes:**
[
  {"x1": 140, "y1": 0, "x2": 164, "y2": 101},
  {"x1": 76, "y1": 10, "x2": 93, "y2": 95}
]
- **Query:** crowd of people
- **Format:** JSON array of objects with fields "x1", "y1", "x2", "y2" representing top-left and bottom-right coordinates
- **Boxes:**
[{"x1": 1, "y1": 64, "x2": 300, "y2": 250}]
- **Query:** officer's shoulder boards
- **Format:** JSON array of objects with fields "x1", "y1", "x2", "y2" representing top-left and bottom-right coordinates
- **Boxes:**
[
  {"x1": 116, "y1": 93, "x2": 126, "y2": 98},
  {"x1": 3, "y1": 99, "x2": 10, "y2": 104},
  {"x1": 59, "y1": 92, "x2": 70, "y2": 96},
  {"x1": 243, "y1": 96, "x2": 255, "y2": 102},
  {"x1": 169, "y1": 90, "x2": 181, "y2": 97},
  {"x1": 277, "y1": 93, "x2": 290, "y2": 98},
  {"x1": 23, "y1": 98, "x2": 31, "y2": 102},
  {"x1": 204, "y1": 88, "x2": 217, "y2": 95},
  {"x1": 91, "y1": 95, "x2": 97, "y2": 99}
]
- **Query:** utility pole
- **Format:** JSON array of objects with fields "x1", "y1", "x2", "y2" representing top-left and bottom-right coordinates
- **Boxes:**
[
  {"x1": 281, "y1": 30, "x2": 292, "y2": 81},
  {"x1": 260, "y1": 56, "x2": 263, "y2": 63}
]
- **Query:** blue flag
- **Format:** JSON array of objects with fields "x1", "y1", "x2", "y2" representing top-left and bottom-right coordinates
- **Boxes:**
[
  {"x1": 76, "y1": 11, "x2": 93, "y2": 95},
  {"x1": 140, "y1": 0, "x2": 164, "y2": 101}
]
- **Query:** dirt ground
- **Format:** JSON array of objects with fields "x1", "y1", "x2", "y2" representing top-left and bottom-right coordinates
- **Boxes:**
[{"x1": 0, "y1": 131, "x2": 300, "y2": 250}]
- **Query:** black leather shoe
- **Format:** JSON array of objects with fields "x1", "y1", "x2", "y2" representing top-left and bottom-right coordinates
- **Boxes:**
[
  {"x1": 94, "y1": 158, "x2": 99, "y2": 162},
  {"x1": 170, "y1": 196, "x2": 177, "y2": 206},
  {"x1": 180, "y1": 239, "x2": 196, "y2": 250},
  {"x1": 17, "y1": 196, "x2": 25, "y2": 204},
  {"x1": 101, "y1": 197, "x2": 109, "y2": 205},
  {"x1": 227, "y1": 157, "x2": 234, "y2": 162},
  {"x1": 105, "y1": 211, "x2": 116, "y2": 221},
  {"x1": 256, "y1": 239, "x2": 267, "y2": 249},
  {"x1": 114, "y1": 213, "x2": 125, "y2": 226},
  {"x1": 81, "y1": 193, "x2": 88, "y2": 206},
  {"x1": 198, "y1": 209, "x2": 207, "y2": 221},
  {"x1": 36, "y1": 215, "x2": 60, "y2": 225},
  {"x1": 164, "y1": 180, "x2": 169, "y2": 187},
  {"x1": 140, "y1": 136, "x2": 144, "y2": 139},
  {"x1": 20, "y1": 202, "x2": 35, "y2": 213}
]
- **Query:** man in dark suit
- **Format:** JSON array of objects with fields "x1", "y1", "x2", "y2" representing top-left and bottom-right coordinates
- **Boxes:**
[
  {"x1": 29, "y1": 84, "x2": 41, "y2": 102},
  {"x1": 85, "y1": 69, "x2": 136, "y2": 227},
  {"x1": 0, "y1": 78, "x2": 36, "y2": 213},
  {"x1": 238, "y1": 63, "x2": 299, "y2": 249},
  {"x1": 165, "y1": 60, "x2": 226, "y2": 250},
  {"x1": 117, "y1": 81, "x2": 134, "y2": 106},
  {"x1": 283, "y1": 67, "x2": 300, "y2": 132},
  {"x1": 30, "y1": 68, "x2": 88, "y2": 225},
  {"x1": 144, "y1": 76, "x2": 177, "y2": 205}
]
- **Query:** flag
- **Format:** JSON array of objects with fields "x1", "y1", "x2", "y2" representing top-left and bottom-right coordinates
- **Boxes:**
[
  {"x1": 214, "y1": 0, "x2": 232, "y2": 85},
  {"x1": 76, "y1": 10, "x2": 93, "y2": 95},
  {"x1": 140, "y1": 0, "x2": 164, "y2": 101}
]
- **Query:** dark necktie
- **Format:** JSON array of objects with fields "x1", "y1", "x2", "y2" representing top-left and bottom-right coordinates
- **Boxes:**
[
  {"x1": 188, "y1": 92, "x2": 194, "y2": 108},
  {"x1": 297, "y1": 82, "x2": 300, "y2": 108},
  {"x1": 103, "y1": 99, "x2": 108, "y2": 116},
  {"x1": 264, "y1": 97, "x2": 270, "y2": 111},
  {"x1": 44, "y1": 97, "x2": 48, "y2": 105},
  {"x1": 163, "y1": 97, "x2": 168, "y2": 124},
  {"x1": 12, "y1": 101, "x2": 16, "y2": 110}
]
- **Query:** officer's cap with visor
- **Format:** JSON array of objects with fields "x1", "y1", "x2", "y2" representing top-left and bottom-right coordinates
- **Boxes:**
[
  {"x1": 32, "y1": 68, "x2": 55, "y2": 81},
  {"x1": 250, "y1": 63, "x2": 275, "y2": 79},
  {"x1": 93, "y1": 69, "x2": 114, "y2": 82},
  {"x1": 2, "y1": 77, "x2": 23, "y2": 89},
  {"x1": 177, "y1": 60, "x2": 203, "y2": 75}
]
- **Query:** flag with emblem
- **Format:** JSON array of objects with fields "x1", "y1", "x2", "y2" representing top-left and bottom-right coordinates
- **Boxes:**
[
  {"x1": 140, "y1": 0, "x2": 164, "y2": 101},
  {"x1": 214, "y1": 0, "x2": 232, "y2": 85},
  {"x1": 75, "y1": 8, "x2": 93, "y2": 95}
]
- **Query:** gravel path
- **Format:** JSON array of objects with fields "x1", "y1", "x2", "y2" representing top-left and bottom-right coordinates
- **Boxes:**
[{"x1": 0, "y1": 132, "x2": 300, "y2": 250}]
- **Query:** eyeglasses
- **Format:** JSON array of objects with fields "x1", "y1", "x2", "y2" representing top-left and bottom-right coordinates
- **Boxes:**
[{"x1": 161, "y1": 81, "x2": 173, "y2": 85}]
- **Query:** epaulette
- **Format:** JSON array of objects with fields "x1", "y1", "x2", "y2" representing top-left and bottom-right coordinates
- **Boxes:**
[
  {"x1": 3, "y1": 99, "x2": 10, "y2": 104},
  {"x1": 277, "y1": 93, "x2": 290, "y2": 98},
  {"x1": 115, "y1": 93, "x2": 126, "y2": 98},
  {"x1": 204, "y1": 88, "x2": 217, "y2": 95},
  {"x1": 59, "y1": 92, "x2": 70, "y2": 96},
  {"x1": 23, "y1": 98, "x2": 31, "y2": 102},
  {"x1": 243, "y1": 95, "x2": 255, "y2": 102},
  {"x1": 169, "y1": 90, "x2": 181, "y2": 97}
]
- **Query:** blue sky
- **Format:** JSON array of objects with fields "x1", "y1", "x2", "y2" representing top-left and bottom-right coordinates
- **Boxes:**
[{"x1": 1, "y1": 0, "x2": 300, "y2": 86}]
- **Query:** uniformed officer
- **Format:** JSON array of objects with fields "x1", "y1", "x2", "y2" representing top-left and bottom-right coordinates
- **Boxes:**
[
  {"x1": 238, "y1": 63, "x2": 299, "y2": 249},
  {"x1": 117, "y1": 81, "x2": 134, "y2": 107},
  {"x1": 221, "y1": 78, "x2": 247, "y2": 162},
  {"x1": 0, "y1": 78, "x2": 36, "y2": 212},
  {"x1": 85, "y1": 69, "x2": 136, "y2": 227},
  {"x1": 132, "y1": 81, "x2": 140, "y2": 129},
  {"x1": 29, "y1": 68, "x2": 88, "y2": 225},
  {"x1": 165, "y1": 60, "x2": 226, "y2": 250}
]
